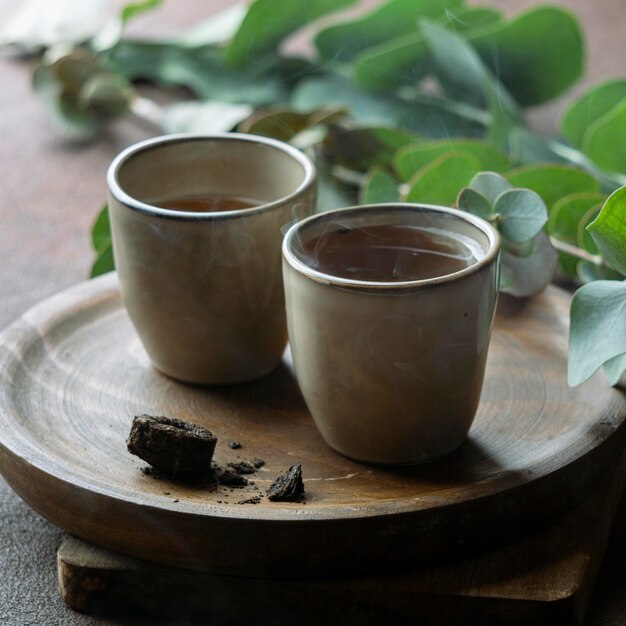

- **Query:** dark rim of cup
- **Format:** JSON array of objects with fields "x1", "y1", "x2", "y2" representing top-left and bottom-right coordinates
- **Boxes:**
[
  {"x1": 282, "y1": 203, "x2": 501, "y2": 291},
  {"x1": 107, "y1": 133, "x2": 316, "y2": 221}
]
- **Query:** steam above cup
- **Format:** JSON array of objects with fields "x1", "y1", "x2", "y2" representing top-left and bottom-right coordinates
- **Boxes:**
[
  {"x1": 282, "y1": 204, "x2": 500, "y2": 464},
  {"x1": 107, "y1": 133, "x2": 316, "y2": 385}
]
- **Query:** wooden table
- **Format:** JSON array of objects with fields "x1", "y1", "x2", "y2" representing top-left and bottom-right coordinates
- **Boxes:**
[{"x1": 1, "y1": 1, "x2": 626, "y2": 624}]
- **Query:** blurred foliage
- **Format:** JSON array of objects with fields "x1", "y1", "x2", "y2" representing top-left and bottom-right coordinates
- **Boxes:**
[{"x1": 3, "y1": 0, "x2": 626, "y2": 386}]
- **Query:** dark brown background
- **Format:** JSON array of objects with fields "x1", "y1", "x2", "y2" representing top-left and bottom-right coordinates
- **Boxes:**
[{"x1": 1, "y1": 1, "x2": 625, "y2": 623}]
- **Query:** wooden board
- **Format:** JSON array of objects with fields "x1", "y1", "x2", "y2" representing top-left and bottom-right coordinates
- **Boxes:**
[
  {"x1": 0, "y1": 272, "x2": 625, "y2": 578},
  {"x1": 57, "y1": 442, "x2": 626, "y2": 626}
]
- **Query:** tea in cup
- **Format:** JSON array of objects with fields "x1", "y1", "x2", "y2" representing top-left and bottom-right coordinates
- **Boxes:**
[
  {"x1": 108, "y1": 133, "x2": 316, "y2": 384},
  {"x1": 282, "y1": 203, "x2": 500, "y2": 464}
]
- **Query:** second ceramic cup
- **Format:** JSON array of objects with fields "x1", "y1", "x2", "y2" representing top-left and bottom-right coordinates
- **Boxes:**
[
  {"x1": 108, "y1": 133, "x2": 316, "y2": 384},
  {"x1": 282, "y1": 204, "x2": 500, "y2": 464}
]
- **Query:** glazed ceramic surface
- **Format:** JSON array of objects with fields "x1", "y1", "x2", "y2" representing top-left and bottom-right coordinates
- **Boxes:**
[{"x1": 108, "y1": 134, "x2": 316, "y2": 384}]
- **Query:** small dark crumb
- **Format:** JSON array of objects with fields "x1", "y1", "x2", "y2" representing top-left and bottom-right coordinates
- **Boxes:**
[
  {"x1": 267, "y1": 462, "x2": 305, "y2": 502},
  {"x1": 228, "y1": 441, "x2": 242, "y2": 449},
  {"x1": 249, "y1": 481, "x2": 255, "y2": 486},
  {"x1": 218, "y1": 469, "x2": 248, "y2": 487},
  {"x1": 217, "y1": 500, "x2": 222, "y2": 504},
  {"x1": 173, "y1": 499, "x2": 179, "y2": 503},
  {"x1": 164, "y1": 492, "x2": 171, "y2": 495},
  {"x1": 252, "y1": 458, "x2": 265, "y2": 468},
  {"x1": 238, "y1": 496, "x2": 261, "y2": 505},
  {"x1": 228, "y1": 461, "x2": 256, "y2": 475}
]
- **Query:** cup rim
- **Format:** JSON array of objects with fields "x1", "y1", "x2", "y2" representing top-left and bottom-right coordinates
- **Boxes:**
[
  {"x1": 282, "y1": 203, "x2": 501, "y2": 290},
  {"x1": 107, "y1": 133, "x2": 316, "y2": 220}
]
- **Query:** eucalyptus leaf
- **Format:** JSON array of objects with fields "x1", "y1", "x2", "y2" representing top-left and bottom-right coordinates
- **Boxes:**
[
  {"x1": 403, "y1": 153, "x2": 480, "y2": 206},
  {"x1": 316, "y1": 163, "x2": 357, "y2": 213},
  {"x1": 290, "y1": 76, "x2": 479, "y2": 138},
  {"x1": 577, "y1": 261, "x2": 623, "y2": 284},
  {"x1": 581, "y1": 100, "x2": 626, "y2": 174},
  {"x1": 105, "y1": 42, "x2": 286, "y2": 105},
  {"x1": 90, "y1": 243, "x2": 114, "y2": 278},
  {"x1": 494, "y1": 189, "x2": 547, "y2": 244},
  {"x1": 120, "y1": 0, "x2": 162, "y2": 25},
  {"x1": 456, "y1": 188, "x2": 491, "y2": 219},
  {"x1": 587, "y1": 186, "x2": 626, "y2": 276},
  {"x1": 393, "y1": 140, "x2": 511, "y2": 182},
  {"x1": 468, "y1": 7, "x2": 583, "y2": 107},
  {"x1": 360, "y1": 168, "x2": 400, "y2": 204},
  {"x1": 315, "y1": 0, "x2": 462, "y2": 62},
  {"x1": 576, "y1": 206, "x2": 600, "y2": 255},
  {"x1": 603, "y1": 352, "x2": 626, "y2": 386},
  {"x1": 162, "y1": 101, "x2": 253, "y2": 134},
  {"x1": 467, "y1": 172, "x2": 512, "y2": 205},
  {"x1": 322, "y1": 126, "x2": 418, "y2": 171},
  {"x1": 419, "y1": 19, "x2": 521, "y2": 148},
  {"x1": 548, "y1": 192, "x2": 606, "y2": 276},
  {"x1": 568, "y1": 280, "x2": 626, "y2": 386},
  {"x1": 508, "y1": 128, "x2": 570, "y2": 166},
  {"x1": 353, "y1": 7, "x2": 501, "y2": 91},
  {"x1": 225, "y1": 0, "x2": 356, "y2": 68},
  {"x1": 561, "y1": 79, "x2": 626, "y2": 149},
  {"x1": 500, "y1": 231, "x2": 557, "y2": 298},
  {"x1": 505, "y1": 165, "x2": 599, "y2": 213},
  {"x1": 91, "y1": 204, "x2": 111, "y2": 253}
]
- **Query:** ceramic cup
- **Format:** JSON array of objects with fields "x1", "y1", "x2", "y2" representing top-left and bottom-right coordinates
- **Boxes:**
[
  {"x1": 282, "y1": 204, "x2": 500, "y2": 464},
  {"x1": 107, "y1": 133, "x2": 316, "y2": 385}
]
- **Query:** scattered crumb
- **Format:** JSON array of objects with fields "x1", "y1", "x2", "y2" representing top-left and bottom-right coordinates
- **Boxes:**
[
  {"x1": 238, "y1": 496, "x2": 262, "y2": 505},
  {"x1": 228, "y1": 461, "x2": 257, "y2": 475},
  {"x1": 228, "y1": 441, "x2": 242, "y2": 449},
  {"x1": 252, "y1": 458, "x2": 265, "y2": 468}
]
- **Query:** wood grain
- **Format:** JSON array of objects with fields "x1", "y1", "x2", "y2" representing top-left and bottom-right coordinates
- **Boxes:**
[
  {"x1": 0, "y1": 272, "x2": 625, "y2": 577},
  {"x1": 57, "y1": 442, "x2": 626, "y2": 626}
]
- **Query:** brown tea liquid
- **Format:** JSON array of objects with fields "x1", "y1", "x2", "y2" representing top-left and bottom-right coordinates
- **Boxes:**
[
  {"x1": 300, "y1": 224, "x2": 483, "y2": 282},
  {"x1": 155, "y1": 194, "x2": 261, "y2": 212}
]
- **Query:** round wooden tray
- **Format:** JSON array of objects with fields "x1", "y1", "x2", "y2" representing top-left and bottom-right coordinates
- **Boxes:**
[{"x1": 0, "y1": 273, "x2": 624, "y2": 578}]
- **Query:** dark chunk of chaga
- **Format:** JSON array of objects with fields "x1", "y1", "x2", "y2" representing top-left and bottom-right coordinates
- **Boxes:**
[
  {"x1": 127, "y1": 415, "x2": 216, "y2": 476},
  {"x1": 266, "y1": 462, "x2": 305, "y2": 501}
]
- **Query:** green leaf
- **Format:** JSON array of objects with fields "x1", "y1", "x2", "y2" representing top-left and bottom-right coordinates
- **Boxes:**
[
  {"x1": 576, "y1": 206, "x2": 600, "y2": 255},
  {"x1": 505, "y1": 165, "x2": 599, "y2": 213},
  {"x1": 225, "y1": 0, "x2": 356, "y2": 68},
  {"x1": 456, "y1": 188, "x2": 492, "y2": 219},
  {"x1": 603, "y1": 352, "x2": 626, "y2": 386},
  {"x1": 587, "y1": 186, "x2": 626, "y2": 276},
  {"x1": 494, "y1": 189, "x2": 547, "y2": 244},
  {"x1": 315, "y1": 0, "x2": 462, "y2": 62},
  {"x1": 90, "y1": 244, "x2": 114, "y2": 278},
  {"x1": 468, "y1": 7, "x2": 584, "y2": 107},
  {"x1": 581, "y1": 100, "x2": 626, "y2": 174},
  {"x1": 508, "y1": 128, "x2": 570, "y2": 167},
  {"x1": 548, "y1": 192, "x2": 606, "y2": 276},
  {"x1": 419, "y1": 19, "x2": 521, "y2": 148},
  {"x1": 500, "y1": 231, "x2": 557, "y2": 298},
  {"x1": 322, "y1": 126, "x2": 418, "y2": 171},
  {"x1": 353, "y1": 7, "x2": 501, "y2": 92},
  {"x1": 105, "y1": 42, "x2": 285, "y2": 105},
  {"x1": 403, "y1": 153, "x2": 480, "y2": 206},
  {"x1": 468, "y1": 172, "x2": 512, "y2": 204},
  {"x1": 577, "y1": 261, "x2": 623, "y2": 284},
  {"x1": 290, "y1": 76, "x2": 480, "y2": 138},
  {"x1": 162, "y1": 101, "x2": 253, "y2": 134},
  {"x1": 561, "y1": 79, "x2": 626, "y2": 148},
  {"x1": 91, "y1": 204, "x2": 111, "y2": 253},
  {"x1": 393, "y1": 140, "x2": 511, "y2": 182},
  {"x1": 120, "y1": 0, "x2": 162, "y2": 25},
  {"x1": 360, "y1": 168, "x2": 400, "y2": 204},
  {"x1": 568, "y1": 280, "x2": 626, "y2": 386}
]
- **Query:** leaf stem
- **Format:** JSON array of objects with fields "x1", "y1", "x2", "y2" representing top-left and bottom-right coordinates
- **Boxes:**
[{"x1": 549, "y1": 236, "x2": 604, "y2": 266}]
